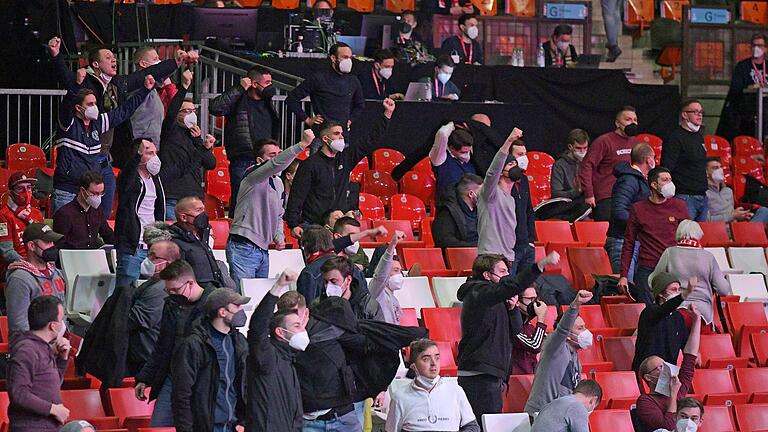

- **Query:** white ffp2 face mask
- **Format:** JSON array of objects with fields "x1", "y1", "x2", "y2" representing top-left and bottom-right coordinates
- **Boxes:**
[
  {"x1": 575, "y1": 329, "x2": 593, "y2": 349},
  {"x1": 329, "y1": 139, "x2": 346, "y2": 153},
  {"x1": 676, "y1": 418, "x2": 698, "y2": 432},
  {"x1": 516, "y1": 155, "x2": 529, "y2": 171},
  {"x1": 661, "y1": 182, "x2": 676, "y2": 199},
  {"x1": 711, "y1": 168, "x2": 725, "y2": 183},
  {"x1": 338, "y1": 58, "x2": 353, "y2": 74},
  {"x1": 379, "y1": 67, "x2": 393, "y2": 80},
  {"x1": 344, "y1": 241, "x2": 360, "y2": 255},
  {"x1": 284, "y1": 329, "x2": 310, "y2": 351},
  {"x1": 388, "y1": 274, "x2": 405, "y2": 291},
  {"x1": 466, "y1": 26, "x2": 479, "y2": 40},
  {"x1": 326, "y1": 282, "x2": 344, "y2": 297},
  {"x1": 753, "y1": 45, "x2": 765, "y2": 59},
  {"x1": 184, "y1": 112, "x2": 198, "y2": 129},
  {"x1": 83, "y1": 105, "x2": 99, "y2": 121}
]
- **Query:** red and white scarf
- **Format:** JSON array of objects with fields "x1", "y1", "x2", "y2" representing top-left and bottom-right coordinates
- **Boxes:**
[{"x1": 677, "y1": 238, "x2": 702, "y2": 248}]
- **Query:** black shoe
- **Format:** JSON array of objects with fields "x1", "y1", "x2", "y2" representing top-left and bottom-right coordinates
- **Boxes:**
[{"x1": 606, "y1": 45, "x2": 622, "y2": 62}]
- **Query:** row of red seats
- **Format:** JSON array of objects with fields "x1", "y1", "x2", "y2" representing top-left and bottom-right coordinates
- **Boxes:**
[{"x1": 589, "y1": 404, "x2": 768, "y2": 432}]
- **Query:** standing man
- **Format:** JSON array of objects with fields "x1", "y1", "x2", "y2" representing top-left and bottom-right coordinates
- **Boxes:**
[
  {"x1": 430, "y1": 122, "x2": 477, "y2": 195},
  {"x1": 286, "y1": 42, "x2": 365, "y2": 144},
  {"x1": 661, "y1": 99, "x2": 708, "y2": 221},
  {"x1": 7, "y1": 295, "x2": 71, "y2": 431},
  {"x1": 509, "y1": 140, "x2": 536, "y2": 276},
  {"x1": 456, "y1": 252, "x2": 559, "y2": 423},
  {"x1": 172, "y1": 288, "x2": 249, "y2": 432},
  {"x1": 530, "y1": 380, "x2": 601, "y2": 431},
  {"x1": 0, "y1": 172, "x2": 44, "y2": 274},
  {"x1": 130, "y1": 46, "x2": 182, "y2": 149},
  {"x1": 209, "y1": 66, "x2": 279, "y2": 215},
  {"x1": 5, "y1": 224, "x2": 66, "y2": 342},
  {"x1": 53, "y1": 171, "x2": 114, "y2": 250},
  {"x1": 718, "y1": 33, "x2": 767, "y2": 140},
  {"x1": 477, "y1": 129, "x2": 523, "y2": 265},
  {"x1": 228, "y1": 131, "x2": 312, "y2": 288},
  {"x1": 359, "y1": 49, "x2": 402, "y2": 100},
  {"x1": 115, "y1": 139, "x2": 165, "y2": 288},
  {"x1": 441, "y1": 14, "x2": 484, "y2": 65},
  {"x1": 617, "y1": 168, "x2": 689, "y2": 304},
  {"x1": 551, "y1": 129, "x2": 589, "y2": 200},
  {"x1": 578, "y1": 106, "x2": 640, "y2": 221},
  {"x1": 170, "y1": 197, "x2": 227, "y2": 289},
  {"x1": 247, "y1": 270, "x2": 306, "y2": 431}
]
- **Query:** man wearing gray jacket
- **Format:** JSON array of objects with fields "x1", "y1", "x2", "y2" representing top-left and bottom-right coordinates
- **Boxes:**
[{"x1": 226, "y1": 130, "x2": 314, "y2": 288}]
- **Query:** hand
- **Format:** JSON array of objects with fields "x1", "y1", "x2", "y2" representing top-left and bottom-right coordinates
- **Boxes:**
[
  {"x1": 388, "y1": 93, "x2": 405, "y2": 101},
  {"x1": 444, "y1": 93, "x2": 459, "y2": 101},
  {"x1": 383, "y1": 98, "x2": 396, "y2": 118},
  {"x1": 537, "y1": 251, "x2": 560, "y2": 268},
  {"x1": 204, "y1": 134, "x2": 216, "y2": 149},
  {"x1": 347, "y1": 119, "x2": 352, "y2": 129},
  {"x1": 533, "y1": 300, "x2": 547, "y2": 320},
  {"x1": 48, "y1": 37, "x2": 61, "y2": 57},
  {"x1": 235, "y1": 426, "x2": 245, "y2": 432},
  {"x1": 733, "y1": 207, "x2": 751, "y2": 221},
  {"x1": 175, "y1": 49, "x2": 188, "y2": 65},
  {"x1": 181, "y1": 69, "x2": 193, "y2": 88},
  {"x1": 144, "y1": 74, "x2": 155, "y2": 90},
  {"x1": 389, "y1": 230, "x2": 406, "y2": 247},
  {"x1": 185, "y1": 50, "x2": 200, "y2": 63},
  {"x1": 291, "y1": 226, "x2": 303, "y2": 239},
  {"x1": 277, "y1": 269, "x2": 298, "y2": 286},
  {"x1": 240, "y1": 77, "x2": 252, "y2": 91},
  {"x1": 55, "y1": 338, "x2": 71, "y2": 360},
  {"x1": 49, "y1": 403, "x2": 69, "y2": 424},
  {"x1": 669, "y1": 374, "x2": 681, "y2": 396},
  {"x1": 574, "y1": 290, "x2": 593, "y2": 305},
  {"x1": 373, "y1": 392, "x2": 386, "y2": 409},
  {"x1": 374, "y1": 225, "x2": 389, "y2": 238},
  {"x1": 304, "y1": 115, "x2": 324, "y2": 126},
  {"x1": 506, "y1": 295, "x2": 519, "y2": 310},
  {"x1": 300, "y1": 129, "x2": 315, "y2": 148},
  {"x1": 683, "y1": 276, "x2": 697, "y2": 298},
  {"x1": 585, "y1": 197, "x2": 596, "y2": 208},
  {"x1": 689, "y1": 303, "x2": 701, "y2": 318},
  {"x1": 274, "y1": 239, "x2": 286, "y2": 251},
  {"x1": 76, "y1": 68, "x2": 87, "y2": 85},
  {"x1": 189, "y1": 125, "x2": 202, "y2": 138},
  {"x1": 134, "y1": 382, "x2": 148, "y2": 401},
  {"x1": 617, "y1": 277, "x2": 629, "y2": 295},
  {"x1": 506, "y1": 127, "x2": 523, "y2": 143}
]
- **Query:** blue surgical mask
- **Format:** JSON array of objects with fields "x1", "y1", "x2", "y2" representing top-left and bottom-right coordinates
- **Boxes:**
[{"x1": 437, "y1": 72, "x2": 451, "y2": 84}]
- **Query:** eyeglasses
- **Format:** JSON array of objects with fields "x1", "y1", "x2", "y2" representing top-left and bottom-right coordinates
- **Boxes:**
[
  {"x1": 83, "y1": 189, "x2": 105, "y2": 197},
  {"x1": 178, "y1": 108, "x2": 196, "y2": 114},
  {"x1": 683, "y1": 110, "x2": 704, "y2": 116}
]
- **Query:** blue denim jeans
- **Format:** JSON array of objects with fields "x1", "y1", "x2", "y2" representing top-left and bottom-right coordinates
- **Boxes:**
[
  {"x1": 605, "y1": 236, "x2": 639, "y2": 281},
  {"x1": 226, "y1": 237, "x2": 269, "y2": 291},
  {"x1": 228, "y1": 159, "x2": 253, "y2": 218},
  {"x1": 302, "y1": 410, "x2": 361, "y2": 432},
  {"x1": 751, "y1": 206, "x2": 768, "y2": 222},
  {"x1": 677, "y1": 194, "x2": 708, "y2": 222},
  {"x1": 116, "y1": 247, "x2": 148, "y2": 288},
  {"x1": 150, "y1": 378, "x2": 174, "y2": 426},
  {"x1": 601, "y1": 0, "x2": 623, "y2": 47},
  {"x1": 101, "y1": 163, "x2": 116, "y2": 219},
  {"x1": 52, "y1": 189, "x2": 77, "y2": 215},
  {"x1": 509, "y1": 244, "x2": 535, "y2": 277},
  {"x1": 165, "y1": 198, "x2": 178, "y2": 222}
]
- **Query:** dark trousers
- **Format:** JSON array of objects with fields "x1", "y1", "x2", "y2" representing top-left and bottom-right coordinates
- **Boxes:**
[
  {"x1": 509, "y1": 244, "x2": 535, "y2": 277},
  {"x1": 458, "y1": 374, "x2": 503, "y2": 431},
  {"x1": 632, "y1": 265, "x2": 654, "y2": 305},
  {"x1": 592, "y1": 198, "x2": 611, "y2": 221},
  {"x1": 227, "y1": 158, "x2": 252, "y2": 218}
]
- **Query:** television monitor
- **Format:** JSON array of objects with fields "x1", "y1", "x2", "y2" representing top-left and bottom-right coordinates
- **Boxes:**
[{"x1": 192, "y1": 8, "x2": 259, "y2": 46}]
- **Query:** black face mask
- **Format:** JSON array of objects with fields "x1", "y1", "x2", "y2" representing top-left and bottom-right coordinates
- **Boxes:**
[
  {"x1": 40, "y1": 246, "x2": 59, "y2": 263},
  {"x1": 506, "y1": 167, "x2": 524, "y2": 181},
  {"x1": 259, "y1": 85, "x2": 276, "y2": 99},
  {"x1": 192, "y1": 212, "x2": 209, "y2": 232},
  {"x1": 623, "y1": 123, "x2": 639, "y2": 137}
]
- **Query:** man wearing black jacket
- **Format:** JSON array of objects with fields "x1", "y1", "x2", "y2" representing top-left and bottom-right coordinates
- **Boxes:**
[
  {"x1": 433, "y1": 173, "x2": 482, "y2": 249},
  {"x1": 159, "y1": 69, "x2": 216, "y2": 220},
  {"x1": 172, "y1": 288, "x2": 249, "y2": 432},
  {"x1": 285, "y1": 98, "x2": 395, "y2": 239},
  {"x1": 209, "y1": 66, "x2": 280, "y2": 216},
  {"x1": 320, "y1": 256, "x2": 384, "y2": 321},
  {"x1": 134, "y1": 260, "x2": 214, "y2": 427},
  {"x1": 456, "y1": 251, "x2": 560, "y2": 425},
  {"x1": 247, "y1": 270, "x2": 306, "y2": 431},
  {"x1": 509, "y1": 141, "x2": 536, "y2": 277}
]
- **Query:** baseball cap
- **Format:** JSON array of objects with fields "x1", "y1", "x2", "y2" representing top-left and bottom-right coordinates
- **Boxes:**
[
  {"x1": 204, "y1": 288, "x2": 251, "y2": 313},
  {"x1": 651, "y1": 272, "x2": 680, "y2": 300},
  {"x1": 22, "y1": 223, "x2": 63, "y2": 244},
  {"x1": 8, "y1": 172, "x2": 37, "y2": 189}
]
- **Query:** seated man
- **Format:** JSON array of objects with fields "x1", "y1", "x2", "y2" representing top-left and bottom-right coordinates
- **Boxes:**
[
  {"x1": 386, "y1": 338, "x2": 479, "y2": 432},
  {"x1": 551, "y1": 129, "x2": 589, "y2": 200},
  {"x1": 359, "y1": 49, "x2": 402, "y2": 100},
  {"x1": 706, "y1": 156, "x2": 768, "y2": 222},
  {"x1": 53, "y1": 171, "x2": 114, "y2": 250},
  {"x1": 430, "y1": 121, "x2": 476, "y2": 195},
  {"x1": 651, "y1": 398, "x2": 706, "y2": 432},
  {"x1": 531, "y1": 379, "x2": 602, "y2": 431},
  {"x1": 543, "y1": 24, "x2": 579, "y2": 67},
  {"x1": 433, "y1": 173, "x2": 482, "y2": 249},
  {"x1": 420, "y1": 55, "x2": 461, "y2": 101},
  {"x1": 0, "y1": 172, "x2": 44, "y2": 275},
  {"x1": 635, "y1": 304, "x2": 701, "y2": 432}
]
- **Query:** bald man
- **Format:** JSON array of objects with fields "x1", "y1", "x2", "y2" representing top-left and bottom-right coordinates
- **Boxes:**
[{"x1": 168, "y1": 196, "x2": 230, "y2": 289}]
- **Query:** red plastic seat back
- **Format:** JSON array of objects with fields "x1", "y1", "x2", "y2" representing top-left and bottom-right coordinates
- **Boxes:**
[
  {"x1": 205, "y1": 167, "x2": 231, "y2": 205},
  {"x1": 527, "y1": 174, "x2": 551, "y2": 207},
  {"x1": 574, "y1": 221, "x2": 609, "y2": 246},
  {"x1": 209, "y1": 219, "x2": 229, "y2": 249},
  {"x1": 6, "y1": 143, "x2": 46, "y2": 173},
  {"x1": 527, "y1": 151, "x2": 555, "y2": 174},
  {"x1": 577, "y1": 305, "x2": 610, "y2": 329},
  {"x1": 399, "y1": 171, "x2": 436, "y2": 209},
  {"x1": 400, "y1": 308, "x2": 419, "y2": 327},
  {"x1": 733, "y1": 135, "x2": 763, "y2": 157},
  {"x1": 731, "y1": 222, "x2": 768, "y2": 246},
  {"x1": 734, "y1": 404, "x2": 768, "y2": 431},
  {"x1": 637, "y1": 133, "x2": 663, "y2": 164},
  {"x1": 401, "y1": 248, "x2": 446, "y2": 270},
  {"x1": 691, "y1": 368, "x2": 738, "y2": 394},
  {"x1": 349, "y1": 157, "x2": 369, "y2": 183},
  {"x1": 372, "y1": 220, "x2": 415, "y2": 241},
  {"x1": 535, "y1": 220, "x2": 575, "y2": 244},
  {"x1": 601, "y1": 336, "x2": 637, "y2": 372},
  {"x1": 212, "y1": 147, "x2": 228, "y2": 168},
  {"x1": 204, "y1": 194, "x2": 226, "y2": 220},
  {"x1": 699, "y1": 334, "x2": 739, "y2": 365},
  {"x1": 107, "y1": 387, "x2": 155, "y2": 420},
  {"x1": 698, "y1": 221, "x2": 732, "y2": 246},
  {"x1": 751, "y1": 333, "x2": 768, "y2": 367},
  {"x1": 698, "y1": 405, "x2": 737, "y2": 432},
  {"x1": 412, "y1": 157, "x2": 435, "y2": 178},
  {"x1": 445, "y1": 247, "x2": 478, "y2": 272},
  {"x1": 421, "y1": 307, "x2": 462, "y2": 344},
  {"x1": 567, "y1": 247, "x2": 614, "y2": 290},
  {"x1": 589, "y1": 409, "x2": 634, "y2": 432},
  {"x1": 361, "y1": 170, "x2": 398, "y2": 207},
  {"x1": 372, "y1": 148, "x2": 405, "y2": 173},
  {"x1": 390, "y1": 193, "x2": 427, "y2": 231},
  {"x1": 358, "y1": 193, "x2": 385, "y2": 220},
  {"x1": 605, "y1": 304, "x2": 645, "y2": 330},
  {"x1": 734, "y1": 367, "x2": 768, "y2": 394},
  {"x1": 502, "y1": 375, "x2": 534, "y2": 413},
  {"x1": 61, "y1": 389, "x2": 106, "y2": 418}
]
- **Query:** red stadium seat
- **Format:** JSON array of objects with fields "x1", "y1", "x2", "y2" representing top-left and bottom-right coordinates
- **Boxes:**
[
  {"x1": 502, "y1": 375, "x2": 534, "y2": 413},
  {"x1": 421, "y1": 217, "x2": 435, "y2": 247},
  {"x1": 209, "y1": 219, "x2": 229, "y2": 250},
  {"x1": 698, "y1": 405, "x2": 737, "y2": 432},
  {"x1": 601, "y1": 336, "x2": 637, "y2": 371},
  {"x1": 691, "y1": 368, "x2": 749, "y2": 405},
  {"x1": 579, "y1": 340, "x2": 614, "y2": 374},
  {"x1": 535, "y1": 220, "x2": 576, "y2": 244},
  {"x1": 567, "y1": 247, "x2": 615, "y2": 291},
  {"x1": 527, "y1": 151, "x2": 555, "y2": 174},
  {"x1": 733, "y1": 135, "x2": 763, "y2": 157},
  {"x1": 445, "y1": 247, "x2": 478, "y2": 275},
  {"x1": 573, "y1": 221, "x2": 609, "y2": 246},
  {"x1": 212, "y1": 146, "x2": 228, "y2": 168},
  {"x1": 577, "y1": 305, "x2": 611, "y2": 329},
  {"x1": 390, "y1": 193, "x2": 427, "y2": 231},
  {"x1": 205, "y1": 167, "x2": 231, "y2": 205},
  {"x1": 349, "y1": 157, "x2": 369, "y2": 183},
  {"x1": 422, "y1": 307, "x2": 462, "y2": 347},
  {"x1": 637, "y1": 133, "x2": 663, "y2": 164},
  {"x1": 399, "y1": 171, "x2": 436, "y2": 209},
  {"x1": 589, "y1": 409, "x2": 633, "y2": 432},
  {"x1": 203, "y1": 194, "x2": 226, "y2": 220},
  {"x1": 401, "y1": 248, "x2": 447, "y2": 270},
  {"x1": 272, "y1": 0, "x2": 300, "y2": 9},
  {"x1": 731, "y1": 222, "x2": 768, "y2": 247},
  {"x1": 0, "y1": 317, "x2": 7, "y2": 343},
  {"x1": 372, "y1": 220, "x2": 415, "y2": 241},
  {"x1": 400, "y1": 308, "x2": 419, "y2": 326},
  {"x1": 594, "y1": 371, "x2": 641, "y2": 409},
  {"x1": 527, "y1": 174, "x2": 552, "y2": 207},
  {"x1": 698, "y1": 222, "x2": 732, "y2": 247},
  {"x1": 699, "y1": 334, "x2": 750, "y2": 369},
  {"x1": 734, "y1": 403, "x2": 768, "y2": 431},
  {"x1": 725, "y1": 301, "x2": 768, "y2": 357},
  {"x1": 434, "y1": 340, "x2": 458, "y2": 376},
  {"x1": 412, "y1": 157, "x2": 434, "y2": 178},
  {"x1": 0, "y1": 392, "x2": 8, "y2": 427},
  {"x1": 752, "y1": 333, "x2": 768, "y2": 367},
  {"x1": 60, "y1": 389, "x2": 119, "y2": 427},
  {"x1": 6, "y1": 143, "x2": 47, "y2": 173},
  {"x1": 361, "y1": 170, "x2": 398, "y2": 207},
  {"x1": 372, "y1": 148, "x2": 405, "y2": 173},
  {"x1": 605, "y1": 304, "x2": 645, "y2": 331},
  {"x1": 734, "y1": 367, "x2": 768, "y2": 402},
  {"x1": 358, "y1": 193, "x2": 386, "y2": 220},
  {"x1": 0, "y1": 168, "x2": 9, "y2": 193}
]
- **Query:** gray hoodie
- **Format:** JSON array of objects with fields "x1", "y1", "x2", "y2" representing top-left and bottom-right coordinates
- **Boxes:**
[{"x1": 5, "y1": 261, "x2": 67, "y2": 342}]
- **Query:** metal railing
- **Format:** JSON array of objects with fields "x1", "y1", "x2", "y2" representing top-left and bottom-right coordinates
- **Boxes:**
[{"x1": 1, "y1": 89, "x2": 66, "y2": 155}]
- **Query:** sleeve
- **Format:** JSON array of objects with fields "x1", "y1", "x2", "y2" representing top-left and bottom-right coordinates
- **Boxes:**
[
  {"x1": 432, "y1": 209, "x2": 475, "y2": 248},
  {"x1": 247, "y1": 293, "x2": 279, "y2": 371},
  {"x1": 350, "y1": 78, "x2": 365, "y2": 123},
  {"x1": 368, "y1": 249, "x2": 394, "y2": 299},
  {"x1": 709, "y1": 255, "x2": 731, "y2": 295},
  {"x1": 542, "y1": 305, "x2": 579, "y2": 356},
  {"x1": 159, "y1": 83, "x2": 179, "y2": 114},
  {"x1": 128, "y1": 282, "x2": 167, "y2": 331},
  {"x1": 246, "y1": 143, "x2": 304, "y2": 184},
  {"x1": 51, "y1": 50, "x2": 80, "y2": 94},
  {"x1": 99, "y1": 216, "x2": 116, "y2": 245},
  {"x1": 8, "y1": 345, "x2": 53, "y2": 415},
  {"x1": 677, "y1": 353, "x2": 697, "y2": 397},
  {"x1": 208, "y1": 84, "x2": 245, "y2": 117},
  {"x1": 550, "y1": 160, "x2": 579, "y2": 199},
  {"x1": 471, "y1": 264, "x2": 542, "y2": 306},
  {"x1": 565, "y1": 405, "x2": 590, "y2": 432},
  {"x1": 5, "y1": 274, "x2": 31, "y2": 337},
  {"x1": 103, "y1": 87, "x2": 151, "y2": 132},
  {"x1": 384, "y1": 393, "x2": 403, "y2": 432},
  {"x1": 333, "y1": 235, "x2": 353, "y2": 254},
  {"x1": 170, "y1": 339, "x2": 200, "y2": 432},
  {"x1": 611, "y1": 176, "x2": 640, "y2": 226},
  {"x1": 58, "y1": 90, "x2": 77, "y2": 132},
  {"x1": 353, "y1": 114, "x2": 391, "y2": 162},
  {"x1": 285, "y1": 76, "x2": 316, "y2": 122},
  {"x1": 0, "y1": 240, "x2": 22, "y2": 264},
  {"x1": 296, "y1": 269, "x2": 317, "y2": 304},
  {"x1": 136, "y1": 302, "x2": 173, "y2": 384},
  {"x1": 430, "y1": 123, "x2": 455, "y2": 167},
  {"x1": 515, "y1": 322, "x2": 547, "y2": 354},
  {"x1": 162, "y1": 80, "x2": 188, "y2": 132},
  {"x1": 480, "y1": 147, "x2": 508, "y2": 203},
  {"x1": 620, "y1": 206, "x2": 640, "y2": 278},
  {"x1": 636, "y1": 394, "x2": 675, "y2": 431},
  {"x1": 284, "y1": 159, "x2": 313, "y2": 228},
  {"x1": 728, "y1": 62, "x2": 750, "y2": 95},
  {"x1": 53, "y1": 211, "x2": 74, "y2": 248},
  {"x1": 660, "y1": 133, "x2": 680, "y2": 172},
  {"x1": 578, "y1": 138, "x2": 604, "y2": 199},
  {"x1": 126, "y1": 59, "x2": 179, "y2": 91},
  {"x1": 198, "y1": 141, "x2": 217, "y2": 170}
]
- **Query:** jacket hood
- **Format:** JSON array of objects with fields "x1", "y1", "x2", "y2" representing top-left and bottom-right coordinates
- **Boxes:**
[
  {"x1": 11, "y1": 331, "x2": 53, "y2": 351},
  {"x1": 311, "y1": 296, "x2": 359, "y2": 333},
  {"x1": 559, "y1": 151, "x2": 578, "y2": 164},
  {"x1": 613, "y1": 162, "x2": 646, "y2": 179},
  {"x1": 456, "y1": 278, "x2": 488, "y2": 301}
]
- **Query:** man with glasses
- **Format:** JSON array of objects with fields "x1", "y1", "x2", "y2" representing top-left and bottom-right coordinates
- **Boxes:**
[
  {"x1": 0, "y1": 173, "x2": 44, "y2": 276},
  {"x1": 53, "y1": 171, "x2": 114, "y2": 250},
  {"x1": 134, "y1": 260, "x2": 215, "y2": 427},
  {"x1": 661, "y1": 99, "x2": 708, "y2": 221}
]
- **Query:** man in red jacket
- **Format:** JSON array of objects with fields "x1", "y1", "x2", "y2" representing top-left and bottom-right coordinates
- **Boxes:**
[{"x1": 0, "y1": 172, "x2": 44, "y2": 276}]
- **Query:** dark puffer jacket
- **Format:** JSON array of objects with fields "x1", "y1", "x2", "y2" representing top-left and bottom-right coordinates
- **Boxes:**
[
  {"x1": 208, "y1": 84, "x2": 280, "y2": 161},
  {"x1": 607, "y1": 162, "x2": 651, "y2": 238}
]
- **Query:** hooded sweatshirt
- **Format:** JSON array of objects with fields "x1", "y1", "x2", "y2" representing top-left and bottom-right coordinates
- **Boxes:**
[
  {"x1": 607, "y1": 162, "x2": 650, "y2": 238},
  {"x1": 5, "y1": 261, "x2": 67, "y2": 342}
]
